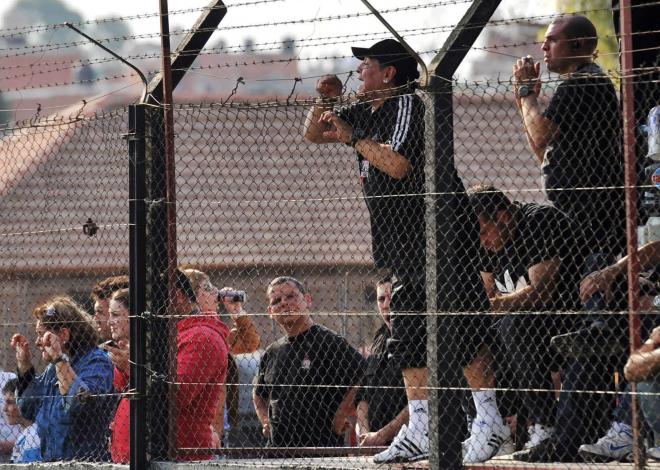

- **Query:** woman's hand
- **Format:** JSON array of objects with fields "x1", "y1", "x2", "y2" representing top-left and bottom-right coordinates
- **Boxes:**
[
  {"x1": 104, "y1": 340, "x2": 130, "y2": 373},
  {"x1": 10, "y1": 334, "x2": 32, "y2": 374},
  {"x1": 41, "y1": 331, "x2": 63, "y2": 363}
]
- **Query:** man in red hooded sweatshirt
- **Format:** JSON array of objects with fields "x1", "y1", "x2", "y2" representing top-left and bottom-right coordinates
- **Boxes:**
[{"x1": 173, "y1": 268, "x2": 229, "y2": 460}]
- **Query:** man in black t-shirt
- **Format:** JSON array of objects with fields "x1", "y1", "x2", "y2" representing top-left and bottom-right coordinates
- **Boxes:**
[
  {"x1": 253, "y1": 277, "x2": 366, "y2": 448},
  {"x1": 355, "y1": 279, "x2": 408, "y2": 447},
  {"x1": 468, "y1": 185, "x2": 585, "y2": 460},
  {"x1": 513, "y1": 15, "x2": 625, "y2": 261}
]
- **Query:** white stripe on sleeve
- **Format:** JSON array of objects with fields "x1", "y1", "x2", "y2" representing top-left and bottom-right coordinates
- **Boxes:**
[{"x1": 391, "y1": 95, "x2": 412, "y2": 152}]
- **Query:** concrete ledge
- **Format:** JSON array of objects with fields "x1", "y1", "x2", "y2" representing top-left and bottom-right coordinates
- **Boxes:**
[{"x1": 0, "y1": 463, "x2": 127, "y2": 470}]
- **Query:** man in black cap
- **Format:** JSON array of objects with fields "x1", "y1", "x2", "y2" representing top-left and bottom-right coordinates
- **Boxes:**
[{"x1": 303, "y1": 39, "x2": 491, "y2": 466}]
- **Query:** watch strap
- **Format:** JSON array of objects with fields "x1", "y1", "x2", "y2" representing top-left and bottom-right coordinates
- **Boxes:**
[
  {"x1": 53, "y1": 354, "x2": 69, "y2": 365},
  {"x1": 350, "y1": 128, "x2": 367, "y2": 147}
]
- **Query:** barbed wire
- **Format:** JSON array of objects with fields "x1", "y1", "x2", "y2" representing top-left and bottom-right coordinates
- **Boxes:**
[
  {"x1": 1, "y1": 24, "x2": 657, "y2": 78},
  {"x1": 1, "y1": 0, "x2": 657, "y2": 61},
  {"x1": 0, "y1": 308, "x2": 649, "y2": 328},
  {"x1": 0, "y1": 0, "x2": 472, "y2": 57},
  {"x1": 0, "y1": 0, "x2": 286, "y2": 38},
  {"x1": 1, "y1": 50, "x2": 657, "y2": 95}
]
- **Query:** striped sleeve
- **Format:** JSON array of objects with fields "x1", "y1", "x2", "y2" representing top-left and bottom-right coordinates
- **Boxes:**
[{"x1": 391, "y1": 95, "x2": 413, "y2": 152}]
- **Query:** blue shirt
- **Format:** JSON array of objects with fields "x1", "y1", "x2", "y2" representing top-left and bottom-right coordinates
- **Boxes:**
[
  {"x1": 11, "y1": 423, "x2": 41, "y2": 463},
  {"x1": 18, "y1": 347, "x2": 114, "y2": 462}
]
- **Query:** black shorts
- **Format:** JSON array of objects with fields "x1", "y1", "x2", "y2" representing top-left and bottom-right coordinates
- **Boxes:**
[{"x1": 388, "y1": 277, "x2": 493, "y2": 369}]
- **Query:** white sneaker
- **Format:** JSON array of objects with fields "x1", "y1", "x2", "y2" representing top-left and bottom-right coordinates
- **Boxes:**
[
  {"x1": 523, "y1": 423, "x2": 555, "y2": 450},
  {"x1": 578, "y1": 422, "x2": 633, "y2": 462},
  {"x1": 648, "y1": 446, "x2": 660, "y2": 461},
  {"x1": 462, "y1": 420, "x2": 514, "y2": 464},
  {"x1": 373, "y1": 424, "x2": 429, "y2": 464}
]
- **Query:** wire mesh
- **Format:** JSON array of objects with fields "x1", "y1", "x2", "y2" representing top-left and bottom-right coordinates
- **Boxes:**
[{"x1": 0, "y1": 2, "x2": 659, "y2": 470}]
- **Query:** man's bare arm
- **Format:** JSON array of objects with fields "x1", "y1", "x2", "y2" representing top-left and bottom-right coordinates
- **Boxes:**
[
  {"x1": 333, "y1": 386, "x2": 359, "y2": 435},
  {"x1": 303, "y1": 74, "x2": 343, "y2": 144},
  {"x1": 253, "y1": 391, "x2": 271, "y2": 437},
  {"x1": 360, "y1": 406, "x2": 410, "y2": 446},
  {"x1": 490, "y1": 257, "x2": 561, "y2": 312},
  {"x1": 624, "y1": 326, "x2": 660, "y2": 382},
  {"x1": 320, "y1": 112, "x2": 411, "y2": 179},
  {"x1": 356, "y1": 400, "x2": 370, "y2": 435},
  {"x1": 480, "y1": 271, "x2": 497, "y2": 299},
  {"x1": 519, "y1": 95, "x2": 559, "y2": 153},
  {"x1": 303, "y1": 103, "x2": 339, "y2": 144}
]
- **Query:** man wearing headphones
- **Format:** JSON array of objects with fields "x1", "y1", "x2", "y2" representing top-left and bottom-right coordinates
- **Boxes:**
[{"x1": 510, "y1": 15, "x2": 626, "y2": 463}]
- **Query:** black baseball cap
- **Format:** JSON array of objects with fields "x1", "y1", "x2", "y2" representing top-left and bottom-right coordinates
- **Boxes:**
[{"x1": 351, "y1": 39, "x2": 420, "y2": 83}]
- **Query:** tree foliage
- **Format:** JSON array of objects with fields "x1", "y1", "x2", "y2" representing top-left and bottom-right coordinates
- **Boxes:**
[{"x1": 2, "y1": 0, "x2": 83, "y2": 46}]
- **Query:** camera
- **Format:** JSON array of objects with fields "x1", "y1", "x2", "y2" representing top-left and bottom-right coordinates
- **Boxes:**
[{"x1": 218, "y1": 289, "x2": 247, "y2": 303}]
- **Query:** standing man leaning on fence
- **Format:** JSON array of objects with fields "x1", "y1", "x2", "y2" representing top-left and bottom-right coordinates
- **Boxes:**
[
  {"x1": 253, "y1": 276, "x2": 366, "y2": 448},
  {"x1": 303, "y1": 39, "x2": 490, "y2": 465},
  {"x1": 512, "y1": 15, "x2": 626, "y2": 463},
  {"x1": 513, "y1": 14, "x2": 625, "y2": 263}
]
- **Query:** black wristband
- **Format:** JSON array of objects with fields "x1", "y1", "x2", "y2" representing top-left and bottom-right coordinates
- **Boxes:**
[{"x1": 350, "y1": 128, "x2": 367, "y2": 147}]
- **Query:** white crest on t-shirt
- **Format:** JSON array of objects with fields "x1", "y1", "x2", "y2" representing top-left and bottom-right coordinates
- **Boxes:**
[
  {"x1": 495, "y1": 269, "x2": 528, "y2": 294},
  {"x1": 360, "y1": 160, "x2": 370, "y2": 183}
]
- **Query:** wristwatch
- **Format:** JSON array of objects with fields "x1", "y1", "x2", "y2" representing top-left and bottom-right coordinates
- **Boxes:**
[
  {"x1": 518, "y1": 85, "x2": 535, "y2": 98},
  {"x1": 350, "y1": 128, "x2": 367, "y2": 147},
  {"x1": 53, "y1": 353, "x2": 70, "y2": 365}
]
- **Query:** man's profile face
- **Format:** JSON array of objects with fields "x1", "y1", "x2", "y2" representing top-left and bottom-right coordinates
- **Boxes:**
[
  {"x1": 357, "y1": 57, "x2": 390, "y2": 96},
  {"x1": 541, "y1": 21, "x2": 574, "y2": 74},
  {"x1": 267, "y1": 281, "x2": 311, "y2": 327},
  {"x1": 376, "y1": 283, "x2": 392, "y2": 325},
  {"x1": 93, "y1": 299, "x2": 112, "y2": 342},
  {"x1": 478, "y1": 215, "x2": 507, "y2": 253}
]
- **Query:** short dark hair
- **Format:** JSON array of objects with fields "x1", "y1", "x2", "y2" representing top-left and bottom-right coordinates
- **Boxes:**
[
  {"x1": 553, "y1": 15, "x2": 598, "y2": 54},
  {"x1": 2, "y1": 378, "x2": 17, "y2": 396},
  {"x1": 267, "y1": 276, "x2": 307, "y2": 296},
  {"x1": 91, "y1": 275, "x2": 129, "y2": 302},
  {"x1": 33, "y1": 296, "x2": 100, "y2": 357},
  {"x1": 467, "y1": 184, "x2": 514, "y2": 221},
  {"x1": 175, "y1": 269, "x2": 197, "y2": 303}
]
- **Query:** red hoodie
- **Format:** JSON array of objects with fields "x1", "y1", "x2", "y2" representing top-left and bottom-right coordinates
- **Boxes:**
[
  {"x1": 109, "y1": 366, "x2": 130, "y2": 463},
  {"x1": 175, "y1": 314, "x2": 229, "y2": 461},
  {"x1": 109, "y1": 314, "x2": 229, "y2": 463}
]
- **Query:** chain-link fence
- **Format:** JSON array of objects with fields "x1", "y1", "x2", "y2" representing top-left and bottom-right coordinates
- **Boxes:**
[
  {"x1": 0, "y1": 108, "x2": 129, "y2": 463},
  {"x1": 1, "y1": 3, "x2": 659, "y2": 470}
]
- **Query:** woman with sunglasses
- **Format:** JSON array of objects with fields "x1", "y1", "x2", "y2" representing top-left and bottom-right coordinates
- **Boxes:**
[{"x1": 10, "y1": 296, "x2": 114, "y2": 461}]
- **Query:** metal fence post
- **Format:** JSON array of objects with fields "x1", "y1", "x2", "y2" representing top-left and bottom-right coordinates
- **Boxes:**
[
  {"x1": 620, "y1": 0, "x2": 644, "y2": 467},
  {"x1": 144, "y1": 105, "x2": 172, "y2": 461},
  {"x1": 128, "y1": 103, "x2": 148, "y2": 470}
]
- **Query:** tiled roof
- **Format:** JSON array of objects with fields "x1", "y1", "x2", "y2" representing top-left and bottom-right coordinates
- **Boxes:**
[{"x1": 0, "y1": 92, "x2": 543, "y2": 272}]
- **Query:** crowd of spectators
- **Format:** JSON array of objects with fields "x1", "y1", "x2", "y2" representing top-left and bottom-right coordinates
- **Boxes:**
[{"x1": 1, "y1": 7, "x2": 658, "y2": 468}]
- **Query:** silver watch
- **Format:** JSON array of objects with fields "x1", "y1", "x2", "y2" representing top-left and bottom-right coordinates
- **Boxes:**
[{"x1": 53, "y1": 353, "x2": 70, "y2": 365}]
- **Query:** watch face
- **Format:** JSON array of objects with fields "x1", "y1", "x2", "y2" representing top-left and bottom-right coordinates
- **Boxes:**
[{"x1": 519, "y1": 85, "x2": 530, "y2": 97}]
